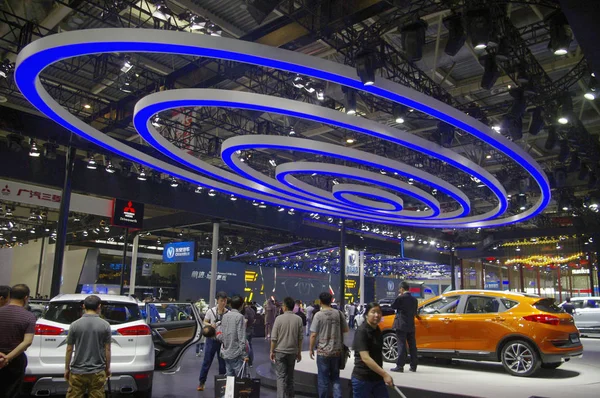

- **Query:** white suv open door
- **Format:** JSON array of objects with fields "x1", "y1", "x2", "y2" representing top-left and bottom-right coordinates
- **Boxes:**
[{"x1": 144, "y1": 302, "x2": 202, "y2": 372}]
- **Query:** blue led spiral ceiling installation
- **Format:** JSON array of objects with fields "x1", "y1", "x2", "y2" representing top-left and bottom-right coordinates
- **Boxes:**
[{"x1": 14, "y1": 29, "x2": 550, "y2": 228}]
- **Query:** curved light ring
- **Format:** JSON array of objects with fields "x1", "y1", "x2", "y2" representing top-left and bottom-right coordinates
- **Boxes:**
[
  {"x1": 275, "y1": 162, "x2": 442, "y2": 219},
  {"x1": 14, "y1": 29, "x2": 550, "y2": 227},
  {"x1": 333, "y1": 188, "x2": 403, "y2": 212}
]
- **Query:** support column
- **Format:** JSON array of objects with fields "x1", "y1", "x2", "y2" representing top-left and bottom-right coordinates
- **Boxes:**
[
  {"x1": 359, "y1": 250, "x2": 365, "y2": 306},
  {"x1": 119, "y1": 228, "x2": 129, "y2": 295},
  {"x1": 459, "y1": 258, "x2": 464, "y2": 290},
  {"x1": 209, "y1": 222, "x2": 220, "y2": 308},
  {"x1": 519, "y1": 265, "x2": 525, "y2": 293},
  {"x1": 339, "y1": 222, "x2": 346, "y2": 309},
  {"x1": 507, "y1": 266, "x2": 512, "y2": 291},
  {"x1": 590, "y1": 259, "x2": 596, "y2": 297},
  {"x1": 129, "y1": 234, "x2": 140, "y2": 296},
  {"x1": 450, "y1": 251, "x2": 457, "y2": 290},
  {"x1": 35, "y1": 237, "x2": 47, "y2": 296},
  {"x1": 50, "y1": 146, "x2": 76, "y2": 298},
  {"x1": 536, "y1": 268, "x2": 541, "y2": 296},
  {"x1": 481, "y1": 260, "x2": 485, "y2": 290},
  {"x1": 558, "y1": 267, "x2": 563, "y2": 302}
]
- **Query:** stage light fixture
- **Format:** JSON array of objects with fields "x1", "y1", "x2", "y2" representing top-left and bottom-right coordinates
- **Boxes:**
[
  {"x1": 151, "y1": 116, "x2": 161, "y2": 127},
  {"x1": 195, "y1": 186, "x2": 203, "y2": 193},
  {"x1": 546, "y1": 11, "x2": 571, "y2": 56},
  {"x1": 105, "y1": 160, "x2": 116, "y2": 173},
  {"x1": 344, "y1": 88, "x2": 357, "y2": 115},
  {"x1": 528, "y1": 107, "x2": 544, "y2": 136},
  {"x1": 393, "y1": 104, "x2": 407, "y2": 124},
  {"x1": 208, "y1": 189, "x2": 216, "y2": 196},
  {"x1": 443, "y1": 13, "x2": 466, "y2": 56},
  {"x1": 502, "y1": 115, "x2": 523, "y2": 141},
  {"x1": 121, "y1": 56, "x2": 133, "y2": 73},
  {"x1": 303, "y1": 81, "x2": 316, "y2": 93},
  {"x1": 355, "y1": 50, "x2": 376, "y2": 86},
  {"x1": 137, "y1": 167, "x2": 147, "y2": 181},
  {"x1": 230, "y1": 194, "x2": 237, "y2": 201},
  {"x1": 495, "y1": 37, "x2": 511, "y2": 61},
  {"x1": 170, "y1": 177, "x2": 179, "y2": 187},
  {"x1": 480, "y1": 54, "x2": 499, "y2": 90},
  {"x1": 258, "y1": 202, "x2": 266, "y2": 208},
  {"x1": 207, "y1": 23, "x2": 222, "y2": 37},
  {"x1": 400, "y1": 19, "x2": 427, "y2": 61},
  {"x1": 0, "y1": 59, "x2": 14, "y2": 78},
  {"x1": 345, "y1": 137, "x2": 355, "y2": 144},
  {"x1": 557, "y1": 95, "x2": 573, "y2": 125},
  {"x1": 316, "y1": 88, "x2": 325, "y2": 101},
  {"x1": 544, "y1": 126, "x2": 557, "y2": 150},
  {"x1": 292, "y1": 74, "x2": 304, "y2": 89},
  {"x1": 28, "y1": 139, "x2": 40, "y2": 157},
  {"x1": 584, "y1": 77, "x2": 597, "y2": 100},
  {"x1": 466, "y1": 8, "x2": 491, "y2": 50},
  {"x1": 152, "y1": 2, "x2": 172, "y2": 21},
  {"x1": 558, "y1": 140, "x2": 570, "y2": 163},
  {"x1": 288, "y1": 126, "x2": 296, "y2": 136},
  {"x1": 86, "y1": 153, "x2": 97, "y2": 169}
]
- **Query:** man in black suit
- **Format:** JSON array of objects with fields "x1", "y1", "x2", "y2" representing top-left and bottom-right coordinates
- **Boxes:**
[{"x1": 390, "y1": 281, "x2": 419, "y2": 373}]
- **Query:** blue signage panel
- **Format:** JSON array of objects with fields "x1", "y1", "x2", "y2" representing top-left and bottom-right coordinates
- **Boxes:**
[{"x1": 163, "y1": 241, "x2": 196, "y2": 263}]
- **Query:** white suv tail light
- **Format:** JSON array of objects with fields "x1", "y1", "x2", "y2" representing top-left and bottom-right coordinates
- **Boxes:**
[
  {"x1": 35, "y1": 324, "x2": 65, "y2": 335},
  {"x1": 116, "y1": 324, "x2": 151, "y2": 336}
]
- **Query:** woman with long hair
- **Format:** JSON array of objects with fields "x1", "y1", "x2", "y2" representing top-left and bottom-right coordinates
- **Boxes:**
[
  {"x1": 351, "y1": 302, "x2": 394, "y2": 397},
  {"x1": 264, "y1": 299, "x2": 276, "y2": 340}
]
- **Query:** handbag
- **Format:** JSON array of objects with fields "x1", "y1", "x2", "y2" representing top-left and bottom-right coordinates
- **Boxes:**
[
  {"x1": 338, "y1": 310, "x2": 351, "y2": 370},
  {"x1": 214, "y1": 361, "x2": 261, "y2": 398}
]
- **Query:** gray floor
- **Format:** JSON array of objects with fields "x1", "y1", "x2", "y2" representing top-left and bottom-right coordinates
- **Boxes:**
[{"x1": 153, "y1": 333, "x2": 600, "y2": 398}]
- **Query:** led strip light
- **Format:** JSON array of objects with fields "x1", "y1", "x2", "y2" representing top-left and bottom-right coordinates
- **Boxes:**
[{"x1": 14, "y1": 29, "x2": 550, "y2": 228}]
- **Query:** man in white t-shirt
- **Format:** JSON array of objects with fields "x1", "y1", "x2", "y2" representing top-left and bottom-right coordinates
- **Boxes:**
[
  {"x1": 346, "y1": 302, "x2": 357, "y2": 329},
  {"x1": 197, "y1": 291, "x2": 228, "y2": 391}
]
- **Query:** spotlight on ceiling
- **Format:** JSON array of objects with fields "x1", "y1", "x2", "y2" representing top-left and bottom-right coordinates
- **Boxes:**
[
  {"x1": 151, "y1": 116, "x2": 161, "y2": 127},
  {"x1": 546, "y1": 11, "x2": 571, "y2": 56},
  {"x1": 443, "y1": 13, "x2": 466, "y2": 56},
  {"x1": 344, "y1": 88, "x2": 357, "y2": 115},
  {"x1": 480, "y1": 54, "x2": 499, "y2": 90},
  {"x1": 170, "y1": 177, "x2": 179, "y2": 188},
  {"x1": 206, "y1": 22, "x2": 222, "y2": 37},
  {"x1": 137, "y1": 167, "x2": 147, "y2": 181},
  {"x1": 355, "y1": 50, "x2": 376, "y2": 86},
  {"x1": 105, "y1": 160, "x2": 116, "y2": 174},
  {"x1": 152, "y1": 2, "x2": 172, "y2": 21},
  {"x1": 400, "y1": 19, "x2": 428, "y2": 61},
  {"x1": 557, "y1": 94, "x2": 573, "y2": 125},
  {"x1": 584, "y1": 77, "x2": 597, "y2": 100},
  {"x1": 0, "y1": 59, "x2": 14, "y2": 79},
  {"x1": 288, "y1": 126, "x2": 296, "y2": 136},
  {"x1": 86, "y1": 153, "x2": 97, "y2": 170},
  {"x1": 393, "y1": 104, "x2": 408, "y2": 124},
  {"x1": 528, "y1": 107, "x2": 544, "y2": 136},
  {"x1": 195, "y1": 186, "x2": 203, "y2": 193},
  {"x1": 121, "y1": 56, "x2": 133, "y2": 73},
  {"x1": 316, "y1": 88, "x2": 325, "y2": 101},
  {"x1": 345, "y1": 137, "x2": 355, "y2": 144},
  {"x1": 466, "y1": 8, "x2": 491, "y2": 50},
  {"x1": 230, "y1": 194, "x2": 237, "y2": 201},
  {"x1": 292, "y1": 74, "x2": 304, "y2": 89},
  {"x1": 28, "y1": 139, "x2": 41, "y2": 157},
  {"x1": 208, "y1": 189, "x2": 216, "y2": 197}
]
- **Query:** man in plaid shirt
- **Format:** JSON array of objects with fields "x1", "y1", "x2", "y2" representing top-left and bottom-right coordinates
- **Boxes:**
[{"x1": 218, "y1": 295, "x2": 247, "y2": 376}]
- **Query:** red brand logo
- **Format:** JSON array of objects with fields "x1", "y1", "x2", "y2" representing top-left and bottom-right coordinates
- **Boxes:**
[{"x1": 123, "y1": 201, "x2": 136, "y2": 214}]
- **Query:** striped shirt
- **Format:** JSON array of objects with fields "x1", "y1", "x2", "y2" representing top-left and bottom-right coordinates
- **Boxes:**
[
  {"x1": 0, "y1": 304, "x2": 37, "y2": 353},
  {"x1": 219, "y1": 309, "x2": 246, "y2": 360}
]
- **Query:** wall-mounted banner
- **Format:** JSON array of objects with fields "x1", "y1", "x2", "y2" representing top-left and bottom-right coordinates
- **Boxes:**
[
  {"x1": 111, "y1": 198, "x2": 144, "y2": 229},
  {"x1": 163, "y1": 241, "x2": 196, "y2": 263},
  {"x1": 0, "y1": 178, "x2": 113, "y2": 216},
  {"x1": 345, "y1": 249, "x2": 363, "y2": 276}
]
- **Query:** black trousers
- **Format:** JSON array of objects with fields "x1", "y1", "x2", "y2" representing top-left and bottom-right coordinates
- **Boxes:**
[
  {"x1": 395, "y1": 330, "x2": 418, "y2": 370},
  {"x1": 0, "y1": 353, "x2": 27, "y2": 398}
]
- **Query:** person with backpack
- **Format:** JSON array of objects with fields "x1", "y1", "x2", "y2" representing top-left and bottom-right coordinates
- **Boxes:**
[
  {"x1": 309, "y1": 292, "x2": 349, "y2": 398},
  {"x1": 294, "y1": 300, "x2": 307, "y2": 329},
  {"x1": 197, "y1": 291, "x2": 228, "y2": 392}
]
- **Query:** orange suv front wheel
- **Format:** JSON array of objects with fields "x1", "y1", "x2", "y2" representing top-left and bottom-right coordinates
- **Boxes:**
[{"x1": 500, "y1": 340, "x2": 541, "y2": 377}]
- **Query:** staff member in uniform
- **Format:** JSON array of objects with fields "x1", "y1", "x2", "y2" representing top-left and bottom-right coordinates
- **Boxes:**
[{"x1": 351, "y1": 302, "x2": 393, "y2": 397}]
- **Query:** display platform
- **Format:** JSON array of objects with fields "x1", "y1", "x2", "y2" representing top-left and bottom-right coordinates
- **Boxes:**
[{"x1": 257, "y1": 341, "x2": 600, "y2": 398}]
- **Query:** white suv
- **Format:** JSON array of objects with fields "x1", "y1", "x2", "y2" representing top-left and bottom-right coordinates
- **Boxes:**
[
  {"x1": 23, "y1": 294, "x2": 201, "y2": 397},
  {"x1": 560, "y1": 297, "x2": 600, "y2": 334}
]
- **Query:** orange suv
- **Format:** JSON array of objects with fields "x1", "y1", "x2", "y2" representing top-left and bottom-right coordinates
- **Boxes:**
[{"x1": 379, "y1": 290, "x2": 583, "y2": 377}]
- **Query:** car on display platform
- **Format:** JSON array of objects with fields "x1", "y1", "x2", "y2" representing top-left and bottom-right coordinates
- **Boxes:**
[
  {"x1": 379, "y1": 290, "x2": 583, "y2": 377},
  {"x1": 23, "y1": 294, "x2": 201, "y2": 397},
  {"x1": 559, "y1": 297, "x2": 600, "y2": 335}
]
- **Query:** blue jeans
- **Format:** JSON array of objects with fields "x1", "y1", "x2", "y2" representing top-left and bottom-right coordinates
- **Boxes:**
[
  {"x1": 198, "y1": 338, "x2": 226, "y2": 384},
  {"x1": 351, "y1": 377, "x2": 389, "y2": 398},
  {"x1": 316, "y1": 355, "x2": 341, "y2": 398},
  {"x1": 246, "y1": 332, "x2": 254, "y2": 366},
  {"x1": 225, "y1": 356, "x2": 245, "y2": 377}
]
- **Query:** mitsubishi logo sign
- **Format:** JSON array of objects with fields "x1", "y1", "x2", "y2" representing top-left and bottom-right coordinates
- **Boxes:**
[{"x1": 112, "y1": 198, "x2": 144, "y2": 229}]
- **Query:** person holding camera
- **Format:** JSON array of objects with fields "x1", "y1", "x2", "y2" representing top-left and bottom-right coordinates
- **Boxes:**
[{"x1": 197, "y1": 291, "x2": 228, "y2": 391}]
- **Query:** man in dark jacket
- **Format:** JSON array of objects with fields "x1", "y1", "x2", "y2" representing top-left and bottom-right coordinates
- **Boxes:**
[{"x1": 390, "y1": 281, "x2": 419, "y2": 373}]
